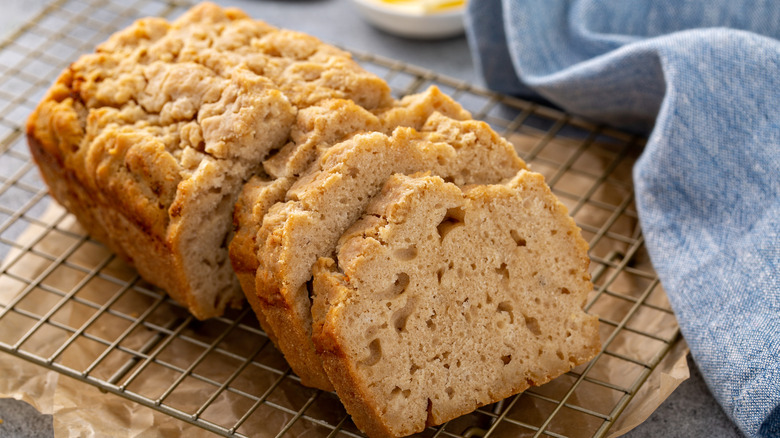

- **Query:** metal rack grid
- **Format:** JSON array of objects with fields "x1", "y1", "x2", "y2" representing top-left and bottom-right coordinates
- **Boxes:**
[{"x1": 0, "y1": 0, "x2": 681, "y2": 437}]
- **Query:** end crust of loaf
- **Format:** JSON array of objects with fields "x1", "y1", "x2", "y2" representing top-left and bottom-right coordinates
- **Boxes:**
[{"x1": 311, "y1": 172, "x2": 600, "y2": 438}]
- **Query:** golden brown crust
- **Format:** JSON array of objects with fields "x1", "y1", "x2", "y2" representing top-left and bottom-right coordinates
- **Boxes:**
[
  {"x1": 255, "y1": 269, "x2": 334, "y2": 390},
  {"x1": 230, "y1": 175, "x2": 293, "y2": 282},
  {"x1": 238, "y1": 269, "x2": 278, "y2": 347},
  {"x1": 263, "y1": 98, "x2": 383, "y2": 179},
  {"x1": 375, "y1": 86, "x2": 471, "y2": 130}
]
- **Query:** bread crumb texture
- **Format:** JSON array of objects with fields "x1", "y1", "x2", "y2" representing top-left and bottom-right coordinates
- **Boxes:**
[{"x1": 312, "y1": 173, "x2": 599, "y2": 438}]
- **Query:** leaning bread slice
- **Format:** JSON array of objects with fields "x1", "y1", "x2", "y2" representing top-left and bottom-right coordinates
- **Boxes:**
[
  {"x1": 253, "y1": 114, "x2": 526, "y2": 389},
  {"x1": 312, "y1": 172, "x2": 600, "y2": 438},
  {"x1": 27, "y1": 2, "x2": 392, "y2": 319}
]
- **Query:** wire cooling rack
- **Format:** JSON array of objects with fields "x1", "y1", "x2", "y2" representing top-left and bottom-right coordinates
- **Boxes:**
[{"x1": 0, "y1": 0, "x2": 682, "y2": 436}]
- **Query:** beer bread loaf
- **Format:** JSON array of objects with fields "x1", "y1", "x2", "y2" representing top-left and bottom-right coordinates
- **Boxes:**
[{"x1": 27, "y1": 4, "x2": 600, "y2": 436}]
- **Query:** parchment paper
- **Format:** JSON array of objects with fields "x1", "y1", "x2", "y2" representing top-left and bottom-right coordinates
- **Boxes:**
[{"x1": 0, "y1": 159, "x2": 689, "y2": 438}]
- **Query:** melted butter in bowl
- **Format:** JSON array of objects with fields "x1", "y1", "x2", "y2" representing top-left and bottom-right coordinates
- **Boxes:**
[{"x1": 351, "y1": 0, "x2": 467, "y2": 39}]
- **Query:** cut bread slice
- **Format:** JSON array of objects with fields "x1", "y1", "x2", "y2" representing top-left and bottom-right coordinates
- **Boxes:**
[
  {"x1": 311, "y1": 172, "x2": 600, "y2": 438},
  {"x1": 252, "y1": 114, "x2": 526, "y2": 389},
  {"x1": 27, "y1": 2, "x2": 392, "y2": 319}
]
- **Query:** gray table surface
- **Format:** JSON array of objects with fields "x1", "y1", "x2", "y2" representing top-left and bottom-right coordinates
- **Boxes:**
[{"x1": 0, "y1": 0, "x2": 743, "y2": 437}]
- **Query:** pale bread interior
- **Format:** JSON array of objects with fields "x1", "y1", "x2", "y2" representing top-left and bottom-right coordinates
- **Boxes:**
[{"x1": 312, "y1": 172, "x2": 600, "y2": 437}]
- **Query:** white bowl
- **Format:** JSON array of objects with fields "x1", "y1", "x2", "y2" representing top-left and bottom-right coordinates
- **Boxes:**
[{"x1": 351, "y1": 0, "x2": 466, "y2": 40}]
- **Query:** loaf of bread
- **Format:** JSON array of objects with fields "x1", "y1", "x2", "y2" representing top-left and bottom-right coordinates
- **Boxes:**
[
  {"x1": 28, "y1": 3, "x2": 600, "y2": 436},
  {"x1": 26, "y1": 2, "x2": 391, "y2": 319},
  {"x1": 312, "y1": 172, "x2": 600, "y2": 437}
]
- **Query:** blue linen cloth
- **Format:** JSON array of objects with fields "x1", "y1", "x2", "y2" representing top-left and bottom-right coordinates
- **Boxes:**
[{"x1": 464, "y1": 1, "x2": 780, "y2": 437}]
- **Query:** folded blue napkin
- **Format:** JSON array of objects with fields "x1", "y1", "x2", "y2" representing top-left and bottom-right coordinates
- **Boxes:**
[{"x1": 465, "y1": 1, "x2": 780, "y2": 437}]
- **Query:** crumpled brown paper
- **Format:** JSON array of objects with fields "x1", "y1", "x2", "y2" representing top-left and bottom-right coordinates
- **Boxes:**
[
  {"x1": 0, "y1": 156, "x2": 689, "y2": 438},
  {"x1": 0, "y1": 204, "x2": 212, "y2": 437}
]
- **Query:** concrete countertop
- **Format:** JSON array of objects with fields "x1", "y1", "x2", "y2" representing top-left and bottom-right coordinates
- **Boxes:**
[{"x1": 0, "y1": 0, "x2": 743, "y2": 437}]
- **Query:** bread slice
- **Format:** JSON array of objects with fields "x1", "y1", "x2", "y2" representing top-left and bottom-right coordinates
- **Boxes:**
[
  {"x1": 229, "y1": 87, "x2": 472, "y2": 368},
  {"x1": 252, "y1": 114, "x2": 526, "y2": 389},
  {"x1": 27, "y1": 2, "x2": 391, "y2": 319},
  {"x1": 311, "y1": 172, "x2": 600, "y2": 438}
]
